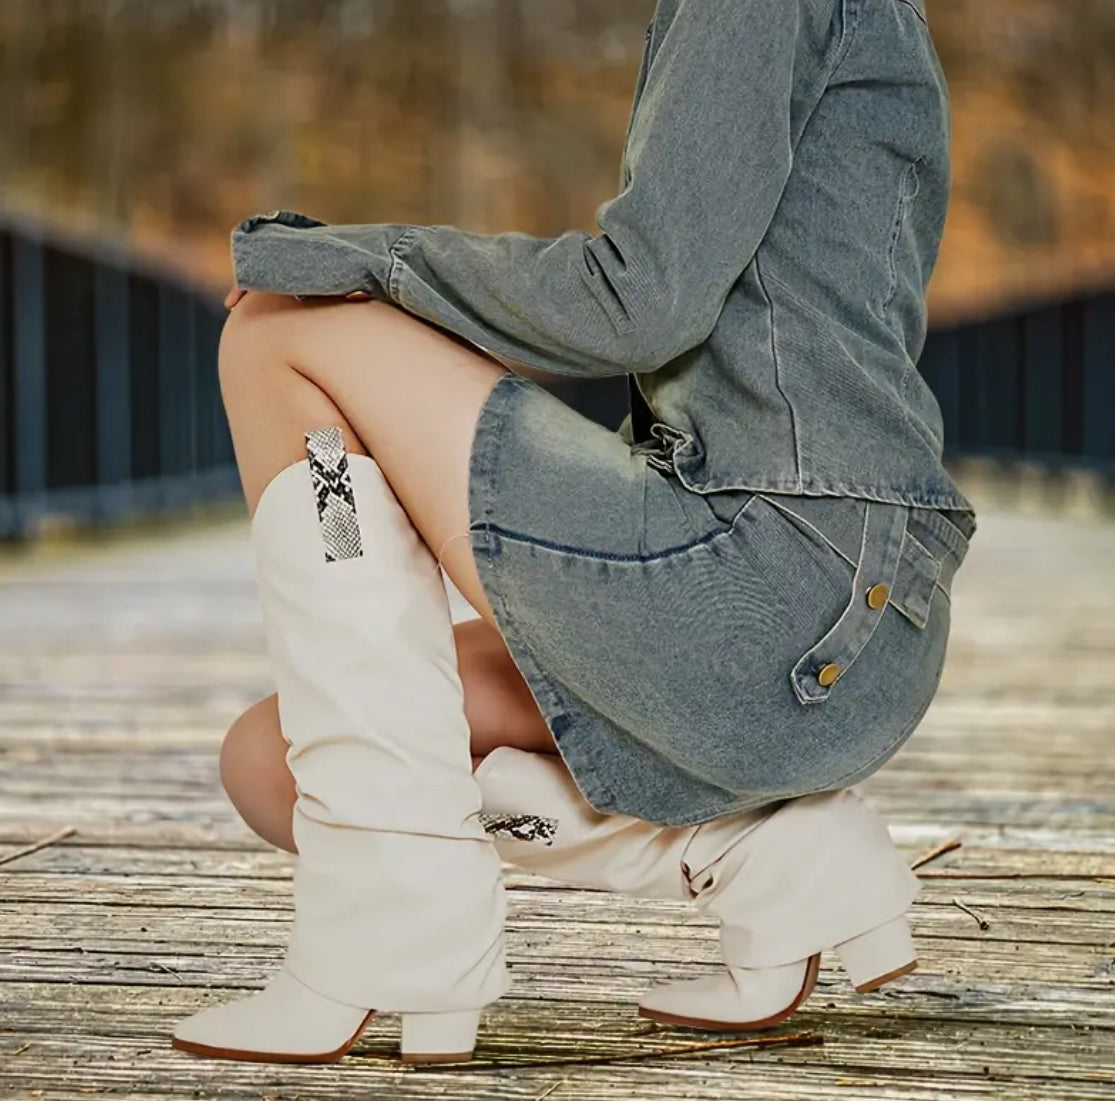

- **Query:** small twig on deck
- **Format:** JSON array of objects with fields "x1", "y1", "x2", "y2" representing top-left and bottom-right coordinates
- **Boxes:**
[
  {"x1": 148, "y1": 961, "x2": 184, "y2": 982},
  {"x1": 10, "y1": 1041, "x2": 32, "y2": 1056},
  {"x1": 0, "y1": 826, "x2": 77, "y2": 869},
  {"x1": 419, "y1": 1030, "x2": 823, "y2": 1072},
  {"x1": 952, "y1": 897, "x2": 991, "y2": 931},
  {"x1": 532, "y1": 1081, "x2": 569, "y2": 1101},
  {"x1": 910, "y1": 836, "x2": 962, "y2": 872}
]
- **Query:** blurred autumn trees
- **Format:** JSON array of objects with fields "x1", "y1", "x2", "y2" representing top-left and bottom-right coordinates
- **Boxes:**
[
  {"x1": 930, "y1": 0, "x2": 1115, "y2": 315},
  {"x1": 2, "y1": 0, "x2": 1114, "y2": 320}
]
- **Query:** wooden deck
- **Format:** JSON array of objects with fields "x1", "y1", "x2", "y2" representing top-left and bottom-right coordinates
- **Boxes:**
[{"x1": 2, "y1": 494, "x2": 1114, "y2": 1100}]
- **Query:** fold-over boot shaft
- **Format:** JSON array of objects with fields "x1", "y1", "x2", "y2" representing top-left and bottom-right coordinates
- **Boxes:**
[
  {"x1": 252, "y1": 450, "x2": 484, "y2": 841},
  {"x1": 694, "y1": 790, "x2": 920, "y2": 970},
  {"x1": 476, "y1": 747, "x2": 765, "y2": 900},
  {"x1": 251, "y1": 441, "x2": 506, "y2": 1012},
  {"x1": 476, "y1": 747, "x2": 692, "y2": 899},
  {"x1": 476, "y1": 748, "x2": 918, "y2": 974}
]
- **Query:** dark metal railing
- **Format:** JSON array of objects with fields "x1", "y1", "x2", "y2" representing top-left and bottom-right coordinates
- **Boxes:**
[
  {"x1": 919, "y1": 289, "x2": 1115, "y2": 473},
  {"x1": 2, "y1": 215, "x2": 1113, "y2": 539},
  {"x1": 559, "y1": 288, "x2": 1115, "y2": 484},
  {"x1": 0, "y1": 217, "x2": 234, "y2": 539}
]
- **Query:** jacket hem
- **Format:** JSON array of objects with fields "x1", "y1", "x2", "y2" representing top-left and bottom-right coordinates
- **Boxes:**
[{"x1": 673, "y1": 465, "x2": 976, "y2": 515}]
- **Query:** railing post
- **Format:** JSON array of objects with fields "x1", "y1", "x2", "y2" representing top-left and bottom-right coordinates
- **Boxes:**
[
  {"x1": 193, "y1": 301, "x2": 226, "y2": 486},
  {"x1": 157, "y1": 284, "x2": 196, "y2": 506},
  {"x1": 1082, "y1": 293, "x2": 1115, "y2": 467},
  {"x1": 980, "y1": 317, "x2": 1023, "y2": 455},
  {"x1": 94, "y1": 263, "x2": 132, "y2": 519},
  {"x1": 1023, "y1": 304, "x2": 1065, "y2": 461},
  {"x1": 919, "y1": 329, "x2": 961, "y2": 455},
  {"x1": 11, "y1": 234, "x2": 47, "y2": 536},
  {"x1": 0, "y1": 231, "x2": 10, "y2": 522}
]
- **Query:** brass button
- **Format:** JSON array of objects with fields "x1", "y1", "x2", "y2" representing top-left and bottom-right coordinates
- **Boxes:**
[
  {"x1": 345, "y1": 290, "x2": 372, "y2": 301},
  {"x1": 817, "y1": 663, "x2": 841, "y2": 688},
  {"x1": 866, "y1": 583, "x2": 890, "y2": 611}
]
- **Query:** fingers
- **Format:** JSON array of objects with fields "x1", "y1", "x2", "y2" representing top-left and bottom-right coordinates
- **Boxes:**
[{"x1": 224, "y1": 287, "x2": 247, "y2": 310}]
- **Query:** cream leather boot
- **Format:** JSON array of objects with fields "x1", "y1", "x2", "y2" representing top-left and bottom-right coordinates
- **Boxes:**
[
  {"x1": 173, "y1": 429, "x2": 507, "y2": 1064},
  {"x1": 476, "y1": 747, "x2": 918, "y2": 1030}
]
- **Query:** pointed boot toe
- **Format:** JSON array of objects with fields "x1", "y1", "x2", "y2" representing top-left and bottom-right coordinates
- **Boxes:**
[
  {"x1": 172, "y1": 967, "x2": 375, "y2": 1064},
  {"x1": 638, "y1": 956, "x2": 819, "y2": 1032}
]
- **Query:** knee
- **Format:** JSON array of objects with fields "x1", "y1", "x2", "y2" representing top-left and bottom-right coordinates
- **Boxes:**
[{"x1": 218, "y1": 293, "x2": 298, "y2": 389}]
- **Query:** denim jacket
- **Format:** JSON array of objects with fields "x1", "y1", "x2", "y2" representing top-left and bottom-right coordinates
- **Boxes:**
[{"x1": 231, "y1": 0, "x2": 974, "y2": 515}]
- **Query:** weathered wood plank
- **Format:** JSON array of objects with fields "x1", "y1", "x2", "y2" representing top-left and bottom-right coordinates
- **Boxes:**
[
  {"x1": 4, "y1": 875, "x2": 1115, "y2": 934},
  {"x1": 2, "y1": 990, "x2": 1113, "y2": 1100},
  {"x1": 2, "y1": 841, "x2": 1113, "y2": 880},
  {"x1": 3, "y1": 931, "x2": 1110, "y2": 999},
  {"x1": 4, "y1": 501, "x2": 1115, "y2": 1098}
]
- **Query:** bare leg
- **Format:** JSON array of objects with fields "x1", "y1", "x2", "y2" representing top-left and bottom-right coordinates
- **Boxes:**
[
  {"x1": 222, "y1": 619, "x2": 557, "y2": 854},
  {"x1": 217, "y1": 291, "x2": 569, "y2": 851},
  {"x1": 175, "y1": 294, "x2": 540, "y2": 1060},
  {"x1": 219, "y1": 292, "x2": 513, "y2": 623}
]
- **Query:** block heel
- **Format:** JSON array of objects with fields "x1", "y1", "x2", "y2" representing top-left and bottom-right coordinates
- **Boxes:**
[
  {"x1": 400, "y1": 1010, "x2": 481, "y2": 1065},
  {"x1": 835, "y1": 916, "x2": 917, "y2": 993}
]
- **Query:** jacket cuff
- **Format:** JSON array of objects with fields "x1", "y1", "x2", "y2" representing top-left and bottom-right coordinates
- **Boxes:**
[{"x1": 230, "y1": 210, "x2": 393, "y2": 299}]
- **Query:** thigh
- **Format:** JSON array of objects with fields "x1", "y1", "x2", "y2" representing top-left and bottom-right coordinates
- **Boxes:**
[{"x1": 221, "y1": 292, "x2": 509, "y2": 621}]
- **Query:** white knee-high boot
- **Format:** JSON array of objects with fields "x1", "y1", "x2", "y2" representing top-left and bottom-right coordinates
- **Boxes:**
[
  {"x1": 476, "y1": 747, "x2": 918, "y2": 1030},
  {"x1": 173, "y1": 430, "x2": 507, "y2": 1064}
]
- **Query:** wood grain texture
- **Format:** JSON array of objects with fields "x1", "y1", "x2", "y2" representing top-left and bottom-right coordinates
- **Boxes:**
[{"x1": 1, "y1": 500, "x2": 1114, "y2": 1099}]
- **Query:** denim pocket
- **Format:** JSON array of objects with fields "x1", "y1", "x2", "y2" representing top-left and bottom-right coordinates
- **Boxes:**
[{"x1": 786, "y1": 502, "x2": 910, "y2": 706}]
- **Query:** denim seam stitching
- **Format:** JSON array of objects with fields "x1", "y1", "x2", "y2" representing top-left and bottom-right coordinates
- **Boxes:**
[
  {"x1": 676, "y1": 474, "x2": 972, "y2": 512},
  {"x1": 756, "y1": 255, "x2": 804, "y2": 491},
  {"x1": 756, "y1": 494, "x2": 856, "y2": 570},
  {"x1": 881, "y1": 159, "x2": 921, "y2": 318},
  {"x1": 788, "y1": 500, "x2": 880, "y2": 704},
  {"x1": 762, "y1": 494, "x2": 952, "y2": 613},
  {"x1": 471, "y1": 496, "x2": 759, "y2": 566},
  {"x1": 386, "y1": 226, "x2": 421, "y2": 302},
  {"x1": 894, "y1": 0, "x2": 930, "y2": 28},
  {"x1": 904, "y1": 528, "x2": 952, "y2": 602},
  {"x1": 831, "y1": 0, "x2": 865, "y2": 77}
]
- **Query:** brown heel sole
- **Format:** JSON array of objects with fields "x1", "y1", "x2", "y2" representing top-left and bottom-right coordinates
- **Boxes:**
[
  {"x1": 171, "y1": 1010, "x2": 377, "y2": 1064},
  {"x1": 854, "y1": 959, "x2": 917, "y2": 994},
  {"x1": 637, "y1": 954, "x2": 822, "y2": 1033}
]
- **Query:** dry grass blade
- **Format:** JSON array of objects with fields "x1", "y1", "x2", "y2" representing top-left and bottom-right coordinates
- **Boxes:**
[
  {"x1": 0, "y1": 826, "x2": 77, "y2": 869},
  {"x1": 952, "y1": 897, "x2": 992, "y2": 931},
  {"x1": 910, "y1": 836, "x2": 963, "y2": 871},
  {"x1": 532, "y1": 1082, "x2": 569, "y2": 1101},
  {"x1": 422, "y1": 1030, "x2": 823, "y2": 1072}
]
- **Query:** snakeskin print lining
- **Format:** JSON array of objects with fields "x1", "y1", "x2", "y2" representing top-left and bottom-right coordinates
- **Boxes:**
[
  {"x1": 305, "y1": 426, "x2": 363, "y2": 563},
  {"x1": 479, "y1": 813, "x2": 559, "y2": 846}
]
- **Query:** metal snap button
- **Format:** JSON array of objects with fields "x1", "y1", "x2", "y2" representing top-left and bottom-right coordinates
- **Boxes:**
[
  {"x1": 817, "y1": 663, "x2": 842, "y2": 688},
  {"x1": 866, "y1": 583, "x2": 890, "y2": 610}
]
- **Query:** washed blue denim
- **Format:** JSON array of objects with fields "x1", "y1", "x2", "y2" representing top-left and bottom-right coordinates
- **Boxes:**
[
  {"x1": 466, "y1": 374, "x2": 970, "y2": 825},
  {"x1": 230, "y1": 0, "x2": 971, "y2": 515},
  {"x1": 226, "y1": 0, "x2": 978, "y2": 822}
]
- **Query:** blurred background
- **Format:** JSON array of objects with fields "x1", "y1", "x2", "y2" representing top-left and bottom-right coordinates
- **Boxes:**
[
  {"x1": 4, "y1": 10, "x2": 1115, "y2": 1093},
  {"x1": 1, "y1": 0, "x2": 1114, "y2": 533},
  {"x1": 5, "y1": 0, "x2": 1115, "y2": 314}
]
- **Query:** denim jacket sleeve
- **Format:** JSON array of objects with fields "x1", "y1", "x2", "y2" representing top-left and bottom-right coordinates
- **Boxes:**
[{"x1": 231, "y1": 0, "x2": 824, "y2": 379}]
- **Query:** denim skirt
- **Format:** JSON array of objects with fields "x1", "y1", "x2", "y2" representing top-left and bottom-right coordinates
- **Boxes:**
[{"x1": 467, "y1": 373, "x2": 973, "y2": 827}]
